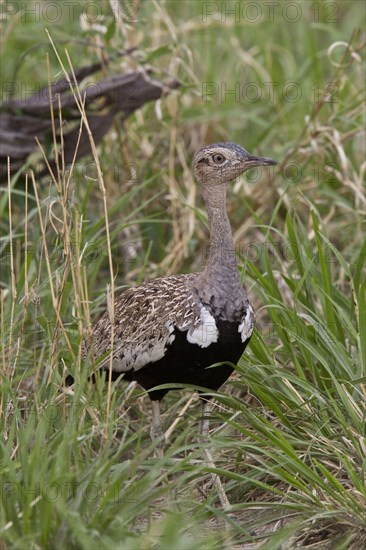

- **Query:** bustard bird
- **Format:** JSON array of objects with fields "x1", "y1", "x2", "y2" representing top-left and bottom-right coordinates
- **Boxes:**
[{"x1": 69, "y1": 142, "x2": 277, "y2": 446}]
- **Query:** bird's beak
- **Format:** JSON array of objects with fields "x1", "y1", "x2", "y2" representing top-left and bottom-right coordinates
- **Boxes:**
[{"x1": 244, "y1": 154, "x2": 278, "y2": 168}]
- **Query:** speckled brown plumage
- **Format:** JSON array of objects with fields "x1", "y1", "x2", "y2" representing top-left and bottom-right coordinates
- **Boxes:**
[{"x1": 83, "y1": 273, "x2": 202, "y2": 370}]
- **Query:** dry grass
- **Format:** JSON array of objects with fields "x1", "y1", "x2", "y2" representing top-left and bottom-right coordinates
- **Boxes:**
[{"x1": 1, "y1": 1, "x2": 365, "y2": 548}]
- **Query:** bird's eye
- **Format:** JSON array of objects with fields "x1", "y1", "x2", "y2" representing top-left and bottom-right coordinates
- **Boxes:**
[{"x1": 212, "y1": 154, "x2": 225, "y2": 164}]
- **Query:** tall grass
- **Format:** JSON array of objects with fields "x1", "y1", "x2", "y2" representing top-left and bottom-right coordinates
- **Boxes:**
[{"x1": 1, "y1": 1, "x2": 365, "y2": 547}]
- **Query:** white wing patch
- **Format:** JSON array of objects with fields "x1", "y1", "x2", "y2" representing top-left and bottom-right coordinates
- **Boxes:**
[
  {"x1": 186, "y1": 306, "x2": 219, "y2": 348},
  {"x1": 238, "y1": 304, "x2": 254, "y2": 342}
]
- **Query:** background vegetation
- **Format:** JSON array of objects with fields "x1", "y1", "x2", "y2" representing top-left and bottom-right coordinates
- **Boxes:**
[{"x1": 1, "y1": 1, "x2": 365, "y2": 548}]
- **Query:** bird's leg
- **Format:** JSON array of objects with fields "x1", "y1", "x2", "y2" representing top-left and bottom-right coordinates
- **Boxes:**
[
  {"x1": 200, "y1": 400, "x2": 231, "y2": 511},
  {"x1": 150, "y1": 400, "x2": 165, "y2": 457},
  {"x1": 200, "y1": 399, "x2": 211, "y2": 437}
]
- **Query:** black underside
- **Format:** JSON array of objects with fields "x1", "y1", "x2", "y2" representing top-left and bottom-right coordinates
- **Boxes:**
[
  {"x1": 120, "y1": 319, "x2": 249, "y2": 400},
  {"x1": 66, "y1": 320, "x2": 250, "y2": 401}
]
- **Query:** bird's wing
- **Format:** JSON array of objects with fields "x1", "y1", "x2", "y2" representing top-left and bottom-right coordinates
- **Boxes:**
[{"x1": 82, "y1": 273, "x2": 218, "y2": 372}]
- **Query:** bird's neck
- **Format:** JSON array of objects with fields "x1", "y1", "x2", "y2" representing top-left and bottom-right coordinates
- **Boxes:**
[
  {"x1": 194, "y1": 185, "x2": 247, "y2": 321},
  {"x1": 205, "y1": 201, "x2": 238, "y2": 276}
]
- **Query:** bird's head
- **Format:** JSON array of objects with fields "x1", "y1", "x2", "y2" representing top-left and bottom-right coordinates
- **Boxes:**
[{"x1": 193, "y1": 142, "x2": 277, "y2": 185}]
